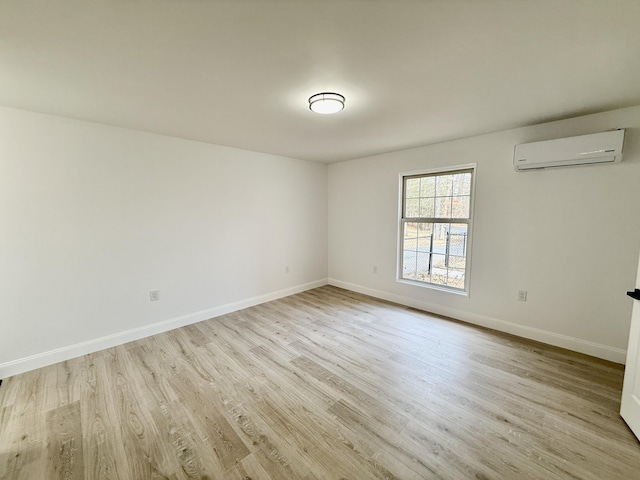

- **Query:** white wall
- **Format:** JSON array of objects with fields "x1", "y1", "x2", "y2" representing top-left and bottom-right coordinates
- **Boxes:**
[
  {"x1": 0, "y1": 106, "x2": 328, "y2": 377},
  {"x1": 328, "y1": 106, "x2": 640, "y2": 363},
  {"x1": 3, "y1": 104, "x2": 638, "y2": 376}
]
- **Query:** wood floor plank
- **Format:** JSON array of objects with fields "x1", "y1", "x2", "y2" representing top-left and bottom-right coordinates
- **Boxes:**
[
  {"x1": 1, "y1": 285, "x2": 639, "y2": 479},
  {"x1": 158, "y1": 349, "x2": 251, "y2": 473},
  {"x1": 81, "y1": 353, "x2": 130, "y2": 480},
  {"x1": 108, "y1": 346, "x2": 178, "y2": 479},
  {"x1": 0, "y1": 370, "x2": 48, "y2": 480},
  {"x1": 46, "y1": 401, "x2": 84, "y2": 480}
]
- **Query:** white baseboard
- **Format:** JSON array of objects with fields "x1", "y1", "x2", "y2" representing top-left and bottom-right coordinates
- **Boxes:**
[
  {"x1": 0, "y1": 279, "x2": 328, "y2": 378},
  {"x1": 328, "y1": 278, "x2": 627, "y2": 364}
]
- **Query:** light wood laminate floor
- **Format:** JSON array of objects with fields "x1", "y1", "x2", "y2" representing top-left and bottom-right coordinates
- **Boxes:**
[{"x1": 1, "y1": 286, "x2": 638, "y2": 479}]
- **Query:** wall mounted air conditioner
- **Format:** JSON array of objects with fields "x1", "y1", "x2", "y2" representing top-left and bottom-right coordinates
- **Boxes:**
[{"x1": 513, "y1": 129, "x2": 625, "y2": 171}]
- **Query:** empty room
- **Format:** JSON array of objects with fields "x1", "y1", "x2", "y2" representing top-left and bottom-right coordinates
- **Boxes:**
[{"x1": 2, "y1": 1, "x2": 640, "y2": 479}]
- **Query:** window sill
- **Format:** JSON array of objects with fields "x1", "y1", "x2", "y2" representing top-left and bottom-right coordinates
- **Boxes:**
[{"x1": 396, "y1": 278, "x2": 469, "y2": 297}]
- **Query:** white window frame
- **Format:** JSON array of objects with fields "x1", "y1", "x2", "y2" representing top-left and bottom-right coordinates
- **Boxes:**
[{"x1": 397, "y1": 163, "x2": 476, "y2": 296}]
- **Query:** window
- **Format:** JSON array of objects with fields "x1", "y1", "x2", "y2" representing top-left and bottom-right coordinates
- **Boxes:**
[{"x1": 399, "y1": 165, "x2": 475, "y2": 293}]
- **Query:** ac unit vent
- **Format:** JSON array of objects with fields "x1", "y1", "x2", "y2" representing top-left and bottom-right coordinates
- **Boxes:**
[{"x1": 514, "y1": 130, "x2": 625, "y2": 171}]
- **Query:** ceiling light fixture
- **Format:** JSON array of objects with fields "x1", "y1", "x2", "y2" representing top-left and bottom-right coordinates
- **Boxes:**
[{"x1": 308, "y1": 92, "x2": 345, "y2": 114}]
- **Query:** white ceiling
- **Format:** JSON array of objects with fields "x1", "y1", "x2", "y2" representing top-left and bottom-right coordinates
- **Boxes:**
[{"x1": 1, "y1": 1, "x2": 639, "y2": 163}]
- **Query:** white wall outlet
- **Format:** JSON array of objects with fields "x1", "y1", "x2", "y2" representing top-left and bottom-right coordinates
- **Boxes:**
[
  {"x1": 373, "y1": 265, "x2": 378, "y2": 274},
  {"x1": 517, "y1": 290, "x2": 527, "y2": 302},
  {"x1": 149, "y1": 290, "x2": 159, "y2": 302},
  {"x1": 285, "y1": 265, "x2": 290, "y2": 273}
]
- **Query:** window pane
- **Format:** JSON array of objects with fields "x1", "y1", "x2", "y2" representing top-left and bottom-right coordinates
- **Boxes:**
[
  {"x1": 452, "y1": 172, "x2": 471, "y2": 196},
  {"x1": 417, "y1": 236, "x2": 432, "y2": 251},
  {"x1": 435, "y1": 197, "x2": 452, "y2": 218},
  {"x1": 403, "y1": 250, "x2": 417, "y2": 278},
  {"x1": 416, "y1": 223, "x2": 433, "y2": 257},
  {"x1": 402, "y1": 222, "x2": 418, "y2": 279},
  {"x1": 404, "y1": 222, "x2": 416, "y2": 239},
  {"x1": 430, "y1": 254, "x2": 447, "y2": 285},
  {"x1": 405, "y1": 198, "x2": 419, "y2": 217},
  {"x1": 420, "y1": 176, "x2": 436, "y2": 197},
  {"x1": 452, "y1": 195, "x2": 470, "y2": 218},
  {"x1": 449, "y1": 256, "x2": 466, "y2": 271},
  {"x1": 405, "y1": 178, "x2": 420, "y2": 198},
  {"x1": 404, "y1": 222, "x2": 418, "y2": 239},
  {"x1": 404, "y1": 237, "x2": 417, "y2": 250},
  {"x1": 416, "y1": 252, "x2": 431, "y2": 282},
  {"x1": 403, "y1": 222, "x2": 433, "y2": 282},
  {"x1": 417, "y1": 221, "x2": 433, "y2": 238},
  {"x1": 419, "y1": 197, "x2": 435, "y2": 218},
  {"x1": 431, "y1": 223, "x2": 448, "y2": 273},
  {"x1": 436, "y1": 175, "x2": 453, "y2": 197},
  {"x1": 448, "y1": 224, "x2": 468, "y2": 258},
  {"x1": 446, "y1": 270, "x2": 465, "y2": 289},
  {"x1": 432, "y1": 222, "x2": 448, "y2": 246}
]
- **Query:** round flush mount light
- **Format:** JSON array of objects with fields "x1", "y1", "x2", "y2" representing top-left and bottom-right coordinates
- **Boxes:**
[{"x1": 308, "y1": 92, "x2": 345, "y2": 114}]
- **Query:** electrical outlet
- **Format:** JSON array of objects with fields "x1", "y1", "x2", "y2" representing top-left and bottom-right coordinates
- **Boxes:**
[
  {"x1": 149, "y1": 290, "x2": 159, "y2": 302},
  {"x1": 517, "y1": 290, "x2": 527, "y2": 302},
  {"x1": 373, "y1": 265, "x2": 378, "y2": 274}
]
